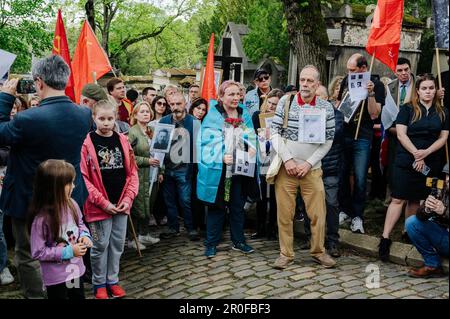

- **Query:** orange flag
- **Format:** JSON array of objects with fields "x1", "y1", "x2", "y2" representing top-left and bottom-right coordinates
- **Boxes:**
[
  {"x1": 71, "y1": 20, "x2": 112, "y2": 103},
  {"x1": 366, "y1": 0, "x2": 404, "y2": 72},
  {"x1": 201, "y1": 34, "x2": 217, "y2": 107},
  {"x1": 52, "y1": 9, "x2": 75, "y2": 102}
]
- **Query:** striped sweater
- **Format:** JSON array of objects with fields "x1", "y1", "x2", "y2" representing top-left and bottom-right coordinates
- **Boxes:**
[{"x1": 270, "y1": 94, "x2": 335, "y2": 169}]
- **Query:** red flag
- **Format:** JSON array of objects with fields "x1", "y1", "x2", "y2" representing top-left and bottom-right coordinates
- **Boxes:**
[
  {"x1": 52, "y1": 9, "x2": 75, "y2": 102},
  {"x1": 71, "y1": 21, "x2": 112, "y2": 104},
  {"x1": 201, "y1": 34, "x2": 217, "y2": 107},
  {"x1": 366, "y1": 0, "x2": 404, "y2": 72}
]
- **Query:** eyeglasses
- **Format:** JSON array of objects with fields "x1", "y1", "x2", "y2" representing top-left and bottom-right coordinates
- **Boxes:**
[
  {"x1": 156, "y1": 101, "x2": 167, "y2": 107},
  {"x1": 257, "y1": 75, "x2": 270, "y2": 82}
]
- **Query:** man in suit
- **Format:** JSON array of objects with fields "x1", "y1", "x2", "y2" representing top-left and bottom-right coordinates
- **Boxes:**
[{"x1": 0, "y1": 55, "x2": 92, "y2": 298}]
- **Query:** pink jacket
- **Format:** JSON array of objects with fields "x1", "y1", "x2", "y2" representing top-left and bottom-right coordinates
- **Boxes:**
[{"x1": 80, "y1": 132, "x2": 139, "y2": 223}]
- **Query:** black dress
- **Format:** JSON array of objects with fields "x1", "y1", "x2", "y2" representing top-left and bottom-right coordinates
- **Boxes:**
[{"x1": 392, "y1": 103, "x2": 449, "y2": 200}]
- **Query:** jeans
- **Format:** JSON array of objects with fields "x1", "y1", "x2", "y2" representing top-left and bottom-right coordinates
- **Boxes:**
[
  {"x1": 89, "y1": 214, "x2": 127, "y2": 286},
  {"x1": 339, "y1": 137, "x2": 371, "y2": 219},
  {"x1": 304, "y1": 175, "x2": 340, "y2": 247},
  {"x1": 0, "y1": 210, "x2": 7, "y2": 273},
  {"x1": 162, "y1": 169, "x2": 193, "y2": 232},
  {"x1": 205, "y1": 178, "x2": 246, "y2": 247},
  {"x1": 405, "y1": 216, "x2": 449, "y2": 268}
]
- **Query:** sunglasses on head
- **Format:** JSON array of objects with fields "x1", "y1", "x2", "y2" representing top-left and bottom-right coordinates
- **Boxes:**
[{"x1": 257, "y1": 75, "x2": 270, "y2": 82}]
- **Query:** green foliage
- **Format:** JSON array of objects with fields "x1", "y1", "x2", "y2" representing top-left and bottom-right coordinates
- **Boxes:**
[
  {"x1": 199, "y1": 0, "x2": 289, "y2": 67},
  {"x1": 0, "y1": 0, "x2": 55, "y2": 73},
  {"x1": 243, "y1": 0, "x2": 289, "y2": 66}
]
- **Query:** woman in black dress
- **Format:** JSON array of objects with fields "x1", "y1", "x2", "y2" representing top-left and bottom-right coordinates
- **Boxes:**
[{"x1": 379, "y1": 74, "x2": 449, "y2": 261}]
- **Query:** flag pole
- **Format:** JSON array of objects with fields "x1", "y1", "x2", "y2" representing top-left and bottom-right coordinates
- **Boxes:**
[
  {"x1": 354, "y1": 53, "x2": 375, "y2": 140},
  {"x1": 435, "y1": 47, "x2": 449, "y2": 163}
]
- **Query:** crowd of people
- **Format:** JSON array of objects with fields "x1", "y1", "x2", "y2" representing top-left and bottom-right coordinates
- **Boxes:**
[{"x1": 0, "y1": 52, "x2": 448, "y2": 299}]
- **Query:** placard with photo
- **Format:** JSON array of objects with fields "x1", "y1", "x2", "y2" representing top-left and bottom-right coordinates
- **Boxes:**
[
  {"x1": 150, "y1": 123, "x2": 175, "y2": 153},
  {"x1": 298, "y1": 108, "x2": 326, "y2": 144}
]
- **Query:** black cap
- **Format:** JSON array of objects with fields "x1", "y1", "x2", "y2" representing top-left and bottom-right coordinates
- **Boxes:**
[{"x1": 254, "y1": 68, "x2": 270, "y2": 80}]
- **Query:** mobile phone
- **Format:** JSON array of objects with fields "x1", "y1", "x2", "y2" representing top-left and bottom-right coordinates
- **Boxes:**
[
  {"x1": 16, "y1": 79, "x2": 36, "y2": 94},
  {"x1": 413, "y1": 162, "x2": 430, "y2": 176}
]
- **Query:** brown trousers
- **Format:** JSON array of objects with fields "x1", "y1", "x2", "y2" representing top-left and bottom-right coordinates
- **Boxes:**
[{"x1": 275, "y1": 166, "x2": 326, "y2": 258}]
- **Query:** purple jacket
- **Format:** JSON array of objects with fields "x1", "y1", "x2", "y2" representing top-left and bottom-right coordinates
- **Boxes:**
[{"x1": 30, "y1": 199, "x2": 90, "y2": 286}]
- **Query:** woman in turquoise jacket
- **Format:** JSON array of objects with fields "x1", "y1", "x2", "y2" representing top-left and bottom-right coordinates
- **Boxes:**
[{"x1": 197, "y1": 80, "x2": 260, "y2": 258}]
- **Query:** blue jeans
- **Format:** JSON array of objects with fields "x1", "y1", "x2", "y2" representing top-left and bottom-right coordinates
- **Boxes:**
[
  {"x1": 162, "y1": 169, "x2": 193, "y2": 232},
  {"x1": 405, "y1": 216, "x2": 449, "y2": 268},
  {"x1": 0, "y1": 210, "x2": 7, "y2": 272},
  {"x1": 205, "y1": 178, "x2": 246, "y2": 247},
  {"x1": 339, "y1": 137, "x2": 371, "y2": 219}
]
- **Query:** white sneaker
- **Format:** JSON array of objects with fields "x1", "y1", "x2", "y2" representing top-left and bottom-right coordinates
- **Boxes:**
[
  {"x1": 350, "y1": 217, "x2": 365, "y2": 234},
  {"x1": 149, "y1": 215, "x2": 157, "y2": 226},
  {"x1": 339, "y1": 212, "x2": 351, "y2": 225},
  {"x1": 138, "y1": 234, "x2": 160, "y2": 245},
  {"x1": 127, "y1": 239, "x2": 146, "y2": 250},
  {"x1": 244, "y1": 201, "x2": 256, "y2": 212},
  {"x1": 0, "y1": 267, "x2": 14, "y2": 285}
]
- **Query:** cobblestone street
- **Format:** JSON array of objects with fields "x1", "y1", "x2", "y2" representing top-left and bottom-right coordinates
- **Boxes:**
[{"x1": 1, "y1": 228, "x2": 448, "y2": 300}]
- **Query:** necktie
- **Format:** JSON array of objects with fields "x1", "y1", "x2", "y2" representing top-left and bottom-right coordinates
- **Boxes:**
[{"x1": 400, "y1": 85, "x2": 407, "y2": 105}]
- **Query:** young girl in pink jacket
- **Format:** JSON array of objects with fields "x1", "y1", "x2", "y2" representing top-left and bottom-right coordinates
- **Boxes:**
[{"x1": 81, "y1": 100, "x2": 138, "y2": 299}]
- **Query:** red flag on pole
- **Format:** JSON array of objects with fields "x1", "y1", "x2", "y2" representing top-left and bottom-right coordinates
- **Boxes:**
[
  {"x1": 365, "y1": 0, "x2": 404, "y2": 72},
  {"x1": 52, "y1": 9, "x2": 75, "y2": 102},
  {"x1": 71, "y1": 21, "x2": 112, "y2": 104},
  {"x1": 201, "y1": 34, "x2": 217, "y2": 107}
]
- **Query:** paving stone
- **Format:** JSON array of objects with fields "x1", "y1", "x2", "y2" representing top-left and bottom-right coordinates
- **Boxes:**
[
  {"x1": 205, "y1": 285, "x2": 234, "y2": 294},
  {"x1": 299, "y1": 292, "x2": 323, "y2": 299},
  {"x1": 386, "y1": 282, "x2": 409, "y2": 291},
  {"x1": 321, "y1": 291, "x2": 349, "y2": 299},
  {"x1": 282, "y1": 290, "x2": 307, "y2": 299},
  {"x1": 320, "y1": 278, "x2": 342, "y2": 286},
  {"x1": 290, "y1": 272, "x2": 316, "y2": 281},
  {"x1": 234, "y1": 269, "x2": 256, "y2": 278},
  {"x1": 341, "y1": 280, "x2": 363, "y2": 288},
  {"x1": 247, "y1": 279, "x2": 270, "y2": 288},
  {"x1": 410, "y1": 283, "x2": 438, "y2": 292},
  {"x1": 320, "y1": 285, "x2": 342, "y2": 293},
  {"x1": 392, "y1": 289, "x2": 417, "y2": 298},
  {"x1": 289, "y1": 279, "x2": 315, "y2": 289},
  {"x1": 304, "y1": 284, "x2": 324, "y2": 292},
  {"x1": 269, "y1": 271, "x2": 296, "y2": 280},
  {"x1": 346, "y1": 293, "x2": 371, "y2": 299},
  {"x1": 266, "y1": 287, "x2": 293, "y2": 296},
  {"x1": 268, "y1": 279, "x2": 291, "y2": 288},
  {"x1": 246, "y1": 285, "x2": 273, "y2": 295}
]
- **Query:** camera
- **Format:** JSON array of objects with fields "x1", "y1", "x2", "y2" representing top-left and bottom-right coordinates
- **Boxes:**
[
  {"x1": 16, "y1": 78, "x2": 36, "y2": 94},
  {"x1": 425, "y1": 177, "x2": 444, "y2": 214}
]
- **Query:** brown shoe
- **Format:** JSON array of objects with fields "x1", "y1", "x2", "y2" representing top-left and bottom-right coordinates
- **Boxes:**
[
  {"x1": 273, "y1": 255, "x2": 294, "y2": 269},
  {"x1": 408, "y1": 266, "x2": 445, "y2": 278},
  {"x1": 312, "y1": 253, "x2": 336, "y2": 268}
]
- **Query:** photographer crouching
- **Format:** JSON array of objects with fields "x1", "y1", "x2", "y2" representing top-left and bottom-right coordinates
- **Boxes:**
[{"x1": 405, "y1": 163, "x2": 449, "y2": 278}]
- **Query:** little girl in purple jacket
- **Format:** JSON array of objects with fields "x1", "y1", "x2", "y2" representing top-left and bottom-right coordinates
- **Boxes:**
[{"x1": 29, "y1": 159, "x2": 92, "y2": 299}]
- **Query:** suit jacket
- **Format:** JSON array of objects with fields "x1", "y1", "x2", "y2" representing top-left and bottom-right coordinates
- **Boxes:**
[
  {"x1": 388, "y1": 76, "x2": 415, "y2": 108},
  {"x1": 0, "y1": 93, "x2": 92, "y2": 219}
]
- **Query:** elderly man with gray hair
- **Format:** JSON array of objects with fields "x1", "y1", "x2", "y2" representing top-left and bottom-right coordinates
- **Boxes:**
[
  {"x1": 270, "y1": 65, "x2": 336, "y2": 270},
  {"x1": 0, "y1": 55, "x2": 92, "y2": 298}
]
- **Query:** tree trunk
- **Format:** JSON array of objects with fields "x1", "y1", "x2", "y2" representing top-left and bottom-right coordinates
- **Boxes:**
[
  {"x1": 282, "y1": 0, "x2": 329, "y2": 85},
  {"x1": 85, "y1": 0, "x2": 95, "y2": 33}
]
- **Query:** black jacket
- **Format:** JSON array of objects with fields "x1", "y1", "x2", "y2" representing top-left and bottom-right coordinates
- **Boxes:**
[
  {"x1": 0, "y1": 93, "x2": 92, "y2": 219},
  {"x1": 321, "y1": 108, "x2": 344, "y2": 177}
]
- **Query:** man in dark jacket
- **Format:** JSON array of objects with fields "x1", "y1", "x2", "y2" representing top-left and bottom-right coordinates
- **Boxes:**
[
  {"x1": 304, "y1": 105, "x2": 345, "y2": 258},
  {"x1": 0, "y1": 55, "x2": 92, "y2": 298}
]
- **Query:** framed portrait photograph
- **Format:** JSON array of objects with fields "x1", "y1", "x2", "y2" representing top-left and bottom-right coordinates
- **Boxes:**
[
  {"x1": 338, "y1": 92, "x2": 363, "y2": 123},
  {"x1": 150, "y1": 123, "x2": 175, "y2": 153}
]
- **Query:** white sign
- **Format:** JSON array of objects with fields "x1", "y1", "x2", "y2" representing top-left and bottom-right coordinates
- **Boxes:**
[
  {"x1": 234, "y1": 149, "x2": 256, "y2": 177},
  {"x1": 0, "y1": 49, "x2": 16, "y2": 80},
  {"x1": 348, "y1": 71, "x2": 371, "y2": 102},
  {"x1": 298, "y1": 108, "x2": 326, "y2": 144}
]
